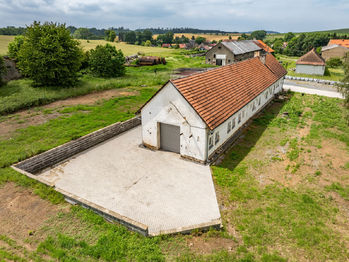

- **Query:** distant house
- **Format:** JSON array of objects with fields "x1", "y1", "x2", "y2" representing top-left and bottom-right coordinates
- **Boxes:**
[
  {"x1": 139, "y1": 54, "x2": 287, "y2": 163},
  {"x1": 321, "y1": 39, "x2": 349, "y2": 61},
  {"x1": 205, "y1": 40, "x2": 263, "y2": 66},
  {"x1": 328, "y1": 39, "x2": 349, "y2": 48},
  {"x1": 296, "y1": 48, "x2": 325, "y2": 75},
  {"x1": 162, "y1": 44, "x2": 171, "y2": 48},
  {"x1": 198, "y1": 43, "x2": 211, "y2": 51}
]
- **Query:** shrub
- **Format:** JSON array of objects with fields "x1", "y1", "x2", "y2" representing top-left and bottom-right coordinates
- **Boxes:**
[
  {"x1": 326, "y1": 57, "x2": 343, "y2": 68},
  {"x1": 0, "y1": 56, "x2": 6, "y2": 86},
  {"x1": 89, "y1": 44, "x2": 125, "y2": 78},
  {"x1": 8, "y1": 35, "x2": 25, "y2": 61},
  {"x1": 18, "y1": 21, "x2": 83, "y2": 87}
]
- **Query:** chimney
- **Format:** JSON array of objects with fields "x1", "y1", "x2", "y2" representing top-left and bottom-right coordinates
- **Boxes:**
[{"x1": 259, "y1": 54, "x2": 266, "y2": 64}]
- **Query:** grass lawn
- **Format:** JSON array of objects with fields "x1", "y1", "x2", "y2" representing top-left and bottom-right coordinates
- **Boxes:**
[
  {"x1": 0, "y1": 89, "x2": 348, "y2": 261},
  {"x1": 276, "y1": 54, "x2": 345, "y2": 81},
  {"x1": 0, "y1": 54, "x2": 212, "y2": 115}
]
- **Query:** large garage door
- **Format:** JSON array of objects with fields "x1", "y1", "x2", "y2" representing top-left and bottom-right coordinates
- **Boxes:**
[{"x1": 160, "y1": 123, "x2": 180, "y2": 153}]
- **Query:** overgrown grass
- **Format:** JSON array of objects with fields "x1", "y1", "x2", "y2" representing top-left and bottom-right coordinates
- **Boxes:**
[
  {"x1": 0, "y1": 55, "x2": 209, "y2": 115},
  {"x1": 211, "y1": 93, "x2": 349, "y2": 261}
]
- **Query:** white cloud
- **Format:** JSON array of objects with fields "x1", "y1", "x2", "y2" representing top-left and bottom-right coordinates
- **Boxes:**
[{"x1": 0, "y1": 0, "x2": 348, "y2": 32}]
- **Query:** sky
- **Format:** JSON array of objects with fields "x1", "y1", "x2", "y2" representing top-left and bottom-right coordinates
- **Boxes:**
[{"x1": 0, "y1": 0, "x2": 348, "y2": 32}]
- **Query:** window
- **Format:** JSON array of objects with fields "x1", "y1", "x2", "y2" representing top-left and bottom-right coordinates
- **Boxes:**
[
  {"x1": 208, "y1": 136, "x2": 213, "y2": 149},
  {"x1": 238, "y1": 113, "x2": 241, "y2": 123},
  {"x1": 265, "y1": 91, "x2": 268, "y2": 99},
  {"x1": 227, "y1": 122, "x2": 231, "y2": 133},
  {"x1": 232, "y1": 118, "x2": 235, "y2": 129},
  {"x1": 258, "y1": 97, "x2": 261, "y2": 106},
  {"x1": 252, "y1": 102, "x2": 256, "y2": 111},
  {"x1": 215, "y1": 132, "x2": 220, "y2": 144},
  {"x1": 218, "y1": 46, "x2": 221, "y2": 49},
  {"x1": 213, "y1": 54, "x2": 216, "y2": 58},
  {"x1": 208, "y1": 58, "x2": 211, "y2": 62},
  {"x1": 228, "y1": 59, "x2": 231, "y2": 63},
  {"x1": 242, "y1": 110, "x2": 245, "y2": 118}
]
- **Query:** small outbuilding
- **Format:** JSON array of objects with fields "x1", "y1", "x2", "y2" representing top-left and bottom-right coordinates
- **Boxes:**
[
  {"x1": 139, "y1": 54, "x2": 287, "y2": 163},
  {"x1": 205, "y1": 40, "x2": 263, "y2": 66},
  {"x1": 321, "y1": 43, "x2": 349, "y2": 61},
  {"x1": 296, "y1": 49, "x2": 325, "y2": 76}
]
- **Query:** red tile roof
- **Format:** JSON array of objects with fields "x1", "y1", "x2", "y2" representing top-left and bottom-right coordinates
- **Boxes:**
[
  {"x1": 169, "y1": 54, "x2": 286, "y2": 130},
  {"x1": 265, "y1": 53, "x2": 287, "y2": 78},
  {"x1": 328, "y1": 39, "x2": 349, "y2": 48},
  {"x1": 296, "y1": 48, "x2": 325, "y2": 66},
  {"x1": 254, "y1": 40, "x2": 274, "y2": 53}
]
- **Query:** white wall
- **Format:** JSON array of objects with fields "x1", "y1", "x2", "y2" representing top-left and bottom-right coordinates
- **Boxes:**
[
  {"x1": 296, "y1": 64, "x2": 325, "y2": 76},
  {"x1": 207, "y1": 78, "x2": 284, "y2": 157},
  {"x1": 141, "y1": 82, "x2": 208, "y2": 162}
]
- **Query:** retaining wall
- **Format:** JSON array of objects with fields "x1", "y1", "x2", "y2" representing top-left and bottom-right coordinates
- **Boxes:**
[{"x1": 14, "y1": 117, "x2": 141, "y2": 174}]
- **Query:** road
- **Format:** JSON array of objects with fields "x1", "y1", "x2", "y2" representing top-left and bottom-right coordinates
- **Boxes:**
[{"x1": 283, "y1": 81, "x2": 344, "y2": 99}]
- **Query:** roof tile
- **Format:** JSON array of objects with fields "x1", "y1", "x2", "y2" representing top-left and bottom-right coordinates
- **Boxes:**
[
  {"x1": 296, "y1": 48, "x2": 325, "y2": 66},
  {"x1": 171, "y1": 54, "x2": 286, "y2": 129}
]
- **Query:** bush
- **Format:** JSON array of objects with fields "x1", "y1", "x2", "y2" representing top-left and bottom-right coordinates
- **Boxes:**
[
  {"x1": 0, "y1": 56, "x2": 6, "y2": 86},
  {"x1": 326, "y1": 57, "x2": 343, "y2": 68},
  {"x1": 89, "y1": 44, "x2": 125, "y2": 77},
  {"x1": 8, "y1": 35, "x2": 25, "y2": 61},
  {"x1": 18, "y1": 21, "x2": 83, "y2": 87}
]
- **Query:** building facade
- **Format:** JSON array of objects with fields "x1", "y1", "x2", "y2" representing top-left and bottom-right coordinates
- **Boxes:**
[
  {"x1": 205, "y1": 40, "x2": 263, "y2": 66},
  {"x1": 321, "y1": 45, "x2": 349, "y2": 61},
  {"x1": 295, "y1": 48, "x2": 326, "y2": 76},
  {"x1": 140, "y1": 54, "x2": 287, "y2": 163}
]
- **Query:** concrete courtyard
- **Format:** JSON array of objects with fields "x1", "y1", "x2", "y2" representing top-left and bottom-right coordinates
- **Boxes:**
[{"x1": 36, "y1": 126, "x2": 221, "y2": 236}]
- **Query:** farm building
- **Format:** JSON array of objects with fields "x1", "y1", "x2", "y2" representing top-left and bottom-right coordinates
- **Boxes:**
[
  {"x1": 296, "y1": 48, "x2": 325, "y2": 75},
  {"x1": 321, "y1": 40, "x2": 349, "y2": 61},
  {"x1": 205, "y1": 40, "x2": 273, "y2": 66},
  {"x1": 139, "y1": 54, "x2": 287, "y2": 163}
]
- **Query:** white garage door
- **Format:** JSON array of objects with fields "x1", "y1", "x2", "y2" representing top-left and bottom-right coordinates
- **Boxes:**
[{"x1": 160, "y1": 123, "x2": 180, "y2": 153}]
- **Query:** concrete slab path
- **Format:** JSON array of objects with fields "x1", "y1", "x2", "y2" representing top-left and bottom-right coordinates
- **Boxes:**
[
  {"x1": 283, "y1": 84, "x2": 344, "y2": 99},
  {"x1": 37, "y1": 126, "x2": 221, "y2": 235}
]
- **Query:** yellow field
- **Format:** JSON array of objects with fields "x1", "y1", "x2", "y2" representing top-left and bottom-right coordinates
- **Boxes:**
[
  {"x1": 0, "y1": 36, "x2": 175, "y2": 57},
  {"x1": 0, "y1": 35, "x2": 15, "y2": 55},
  {"x1": 153, "y1": 33, "x2": 240, "y2": 42},
  {"x1": 79, "y1": 39, "x2": 175, "y2": 56}
]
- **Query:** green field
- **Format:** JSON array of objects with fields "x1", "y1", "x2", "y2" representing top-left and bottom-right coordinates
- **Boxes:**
[
  {"x1": 0, "y1": 90, "x2": 348, "y2": 261},
  {"x1": 0, "y1": 35, "x2": 177, "y2": 56},
  {"x1": 0, "y1": 35, "x2": 14, "y2": 55},
  {"x1": 0, "y1": 32, "x2": 348, "y2": 261}
]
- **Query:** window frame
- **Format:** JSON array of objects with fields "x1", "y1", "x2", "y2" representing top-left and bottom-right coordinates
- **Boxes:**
[{"x1": 215, "y1": 131, "x2": 220, "y2": 145}]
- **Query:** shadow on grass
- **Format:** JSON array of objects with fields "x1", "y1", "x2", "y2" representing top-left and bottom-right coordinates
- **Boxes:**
[{"x1": 216, "y1": 92, "x2": 294, "y2": 172}]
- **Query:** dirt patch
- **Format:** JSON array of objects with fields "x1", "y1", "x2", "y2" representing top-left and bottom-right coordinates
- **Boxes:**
[
  {"x1": 186, "y1": 236, "x2": 236, "y2": 254},
  {"x1": 0, "y1": 88, "x2": 139, "y2": 139},
  {"x1": 42, "y1": 88, "x2": 139, "y2": 109},
  {"x1": 0, "y1": 183, "x2": 66, "y2": 241}
]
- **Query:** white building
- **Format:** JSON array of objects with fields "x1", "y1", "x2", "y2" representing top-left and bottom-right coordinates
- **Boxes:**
[
  {"x1": 139, "y1": 54, "x2": 287, "y2": 163},
  {"x1": 295, "y1": 48, "x2": 326, "y2": 76}
]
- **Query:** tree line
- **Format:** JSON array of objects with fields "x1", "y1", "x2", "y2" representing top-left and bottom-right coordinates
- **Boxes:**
[{"x1": 266, "y1": 32, "x2": 349, "y2": 56}]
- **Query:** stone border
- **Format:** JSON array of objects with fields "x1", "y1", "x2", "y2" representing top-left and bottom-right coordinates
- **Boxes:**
[
  {"x1": 57, "y1": 188, "x2": 149, "y2": 236},
  {"x1": 285, "y1": 75, "x2": 339, "y2": 85},
  {"x1": 13, "y1": 117, "x2": 141, "y2": 174}
]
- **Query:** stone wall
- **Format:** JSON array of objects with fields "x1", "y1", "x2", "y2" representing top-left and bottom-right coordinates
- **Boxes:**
[{"x1": 15, "y1": 117, "x2": 141, "y2": 174}]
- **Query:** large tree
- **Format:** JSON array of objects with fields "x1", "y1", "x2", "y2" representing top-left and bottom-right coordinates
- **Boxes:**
[
  {"x1": 250, "y1": 30, "x2": 267, "y2": 40},
  {"x1": 89, "y1": 44, "x2": 125, "y2": 78},
  {"x1": 18, "y1": 21, "x2": 83, "y2": 87}
]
